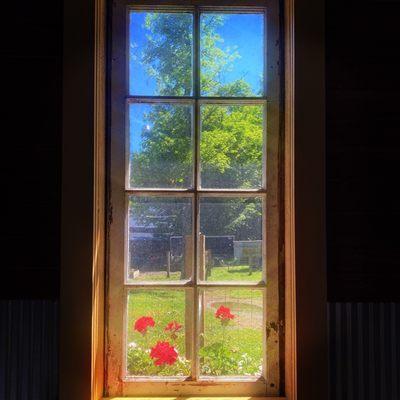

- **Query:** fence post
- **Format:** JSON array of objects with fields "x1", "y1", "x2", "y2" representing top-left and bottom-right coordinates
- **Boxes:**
[
  {"x1": 166, "y1": 251, "x2": 171, "y2": 278},
  {"x1": 199, "y1": 234, "x2": 206, "y2": 281},
  {"x1": 183, "y1": 235, "x2": 193, "y2": 360},
  {"x1": 199, "y1": 234, "x2": 206, "y2": 350}
]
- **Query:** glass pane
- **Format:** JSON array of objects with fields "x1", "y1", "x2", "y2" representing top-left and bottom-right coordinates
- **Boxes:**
[
  {"x1": 128, "y1": 103, "x2": 193, "y2": 189},
  {"x1": 199, "y1": 196, "x2": 263, "y2": 283},
  {"x1": 128, "y1": 196, "x2": 193, "y2": 282},
  {"x1": 200, "y1": 13, "x2": 264, "y2": 97},
  {"x1": 200, "y1": 104, "x2": 264, "y2": 189},
  {"x1": 129, "y1": 11, "x2": 193, "y2": 96},
  {"x1": 198, "y1": 288, "x2": 264, "y2": 377},
  {"x1": 126, "y1": 289, "x2": 192, "y2": 377}
]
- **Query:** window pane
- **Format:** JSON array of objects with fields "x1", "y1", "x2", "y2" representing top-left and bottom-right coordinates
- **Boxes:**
[
  {"x1": 198, "y1": 288, "x2": 264, "y2": 377},
  {"x1": 198, "y1": 196, "x2": 263, "y2": 283},
  {"x1": 128, "y1": 196, "x2": 193, "y2": 282},
  {"x1": 200, "y1": 13, "x2": 264, "y2": 97},
  {"x1": 200, "y1": 104, "x2": 264, "y2": 189},
  {"x1": 128, "y1": 103, "x2": 193, "y2": 189},
  {"x1": 129, "y1": 11, "x2": 193, "y2": 96},
  {"x1": 126, "y1": 289, "x2": 192, "y2": 377}
]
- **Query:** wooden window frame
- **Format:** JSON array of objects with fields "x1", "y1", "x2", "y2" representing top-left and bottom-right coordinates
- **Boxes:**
[
  {"x1": 107, "y1": 2, "x2": 279, "y2": 396},
  {"x1": 60, "y1": 0, "x2": 327, "y2": 399}
]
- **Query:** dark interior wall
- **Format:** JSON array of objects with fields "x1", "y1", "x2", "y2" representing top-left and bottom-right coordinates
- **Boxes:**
[
  {"x1": 326, "y1": 0, "x2": 400, "y2": 301},
  {"x1": 0, "y1": 0, "x2": 399, "y2": 301},
  {"x1": 0, "y1": 1, "x2": 62, "y2": 299}
]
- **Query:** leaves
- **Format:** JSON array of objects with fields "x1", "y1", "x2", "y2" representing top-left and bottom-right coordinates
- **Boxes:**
[
  {"x1": 200, "y1": 104, "x2": 263, "y2": 188},
  {"x1": 143, "y1": 13, "x2": 193, "y2": 96},
  {"x1": 132, "y1": 13, "x2": 263, "y2": 191},
  {"x1": 130, "y1": 14, "x2": 264, "y2": 257},
  {"x1": 199, "y1": 341, "x2": 261, "y2": 376}
]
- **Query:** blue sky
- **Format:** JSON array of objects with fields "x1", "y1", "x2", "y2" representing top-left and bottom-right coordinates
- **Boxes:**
[
  {"x1": 129, "y1": 11, "x2": 264, "y2": 96},
  {"x1": 201, "y1": 13, "x2": 264, "y2": 95},
  {"x1": 129, "y1": 103, "x2": 155, "y2": 153}
]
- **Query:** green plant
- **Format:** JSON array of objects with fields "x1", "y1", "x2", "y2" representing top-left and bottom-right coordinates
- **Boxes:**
[
  {"x1": 127, "y1": 293, "x2": 263, "y2": 377},
  {"x1": 199, "y1": 342, "x2": 262, "y2": 376},
  {"x1": 127, "y1": 315, "x2": 190, "y2": 376},
  {"x1": 199, "y1": 305, "x2": 262, "y2": 376}
]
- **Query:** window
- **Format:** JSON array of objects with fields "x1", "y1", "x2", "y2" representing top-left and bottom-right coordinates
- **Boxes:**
[
  {"x1": 107, "y1": 1, "x2": 281, "y2": 397},
  {"x1": 60, "y1": 0, "x2": 328, "y2": 398}
]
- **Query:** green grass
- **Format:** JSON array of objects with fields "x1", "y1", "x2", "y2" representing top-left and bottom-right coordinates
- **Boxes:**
[
  {"x1": 127, "y1": 289, "x2": 186, "y2": 350},
  {"x1": 202, "y1": 307, "x2": 262, "y2": 361},
  {"x1": 133, "y1": 264, "x2": 262, "y2": 283},
  {"x1": 129, "y1": 270, "x2": 181, "y2": 282},
  {"x1": 207, "y1": 265, "x2": 263, "y2": 299},
  {"x1": 208, "y1": 265, "x2": 262, "y2": 282}
]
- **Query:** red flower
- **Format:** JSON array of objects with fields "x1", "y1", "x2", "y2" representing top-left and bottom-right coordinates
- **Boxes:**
[
  {"x1": 215, "y1": 305, "x2": 235, "y2": 322},
  {"x1": 164, "y1": 321, "x2": 182, "y2": 333},
  {"x1": 134, "y1": 316, "x2": 155, "y2": 334},
  {"x1": 150, "y1": 341, "x2": 178, "y2": 366}
]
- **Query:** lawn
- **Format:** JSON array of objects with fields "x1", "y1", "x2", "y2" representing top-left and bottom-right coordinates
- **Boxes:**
[
  {"x1": 208, "y1": 264, "x2": 262, "y2": 281},
  {"x1": 126, "y1": 265, "x2": 264, "y2": 377},
  {"x1": 130, "y1": 264, "x2": 262, "y2": 283}
]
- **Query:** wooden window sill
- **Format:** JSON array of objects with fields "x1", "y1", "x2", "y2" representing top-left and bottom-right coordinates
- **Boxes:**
[{"x1": 103, "y1": 397, "x2": 287, "y2": 400}]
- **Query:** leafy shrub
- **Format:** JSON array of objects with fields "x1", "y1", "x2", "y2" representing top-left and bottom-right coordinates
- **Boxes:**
[{"x1": 199, "y1": 342, "x2": 262, "y2": 376}]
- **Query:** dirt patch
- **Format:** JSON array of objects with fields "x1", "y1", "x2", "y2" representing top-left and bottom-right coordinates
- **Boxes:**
[{"x1": 205, "y1": 296, "x2": 263, "y2": 329}]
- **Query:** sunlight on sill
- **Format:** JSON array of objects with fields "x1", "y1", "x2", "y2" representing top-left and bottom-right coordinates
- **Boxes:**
[{"x1": 103, "y1": 397, "x2": 287, "y2": 400}]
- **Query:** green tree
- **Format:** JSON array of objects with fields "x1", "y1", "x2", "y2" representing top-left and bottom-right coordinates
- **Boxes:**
[{"x1": 130, "y1": 13, "x2": 263, "y2": 242}]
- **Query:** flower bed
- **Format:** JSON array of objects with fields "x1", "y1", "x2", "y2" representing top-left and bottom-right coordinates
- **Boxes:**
[{"x1": 126, "y1": 289, "x2": 263, "y2": 377}]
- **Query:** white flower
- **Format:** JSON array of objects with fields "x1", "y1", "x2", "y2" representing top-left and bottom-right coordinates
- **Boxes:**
[{"x1": 128, "y1": 341, "x2": 137, "y2": 349}]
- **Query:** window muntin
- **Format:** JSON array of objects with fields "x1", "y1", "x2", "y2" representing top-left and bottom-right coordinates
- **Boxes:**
[{"x1": 108, "y1": 2, "x2": 280, "y2": 396}]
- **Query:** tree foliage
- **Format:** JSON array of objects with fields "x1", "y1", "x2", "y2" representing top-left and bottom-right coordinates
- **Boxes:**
[{"x1": 130, "y1": 13, "x2": 263, "y2": 241}]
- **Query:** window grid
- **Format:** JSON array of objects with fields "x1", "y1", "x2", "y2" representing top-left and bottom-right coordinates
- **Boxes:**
[{"x1": 123, "y1": 6, "x2": 267, "y2": 381}]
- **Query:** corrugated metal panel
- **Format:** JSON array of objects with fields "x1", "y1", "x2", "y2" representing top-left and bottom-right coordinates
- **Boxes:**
[
  {"x1": 328, "y1": 303, "x2": 400, "y2": 400},
  {"x1": 0, "y1": 300, "x2": 58, "y2": 400}
]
